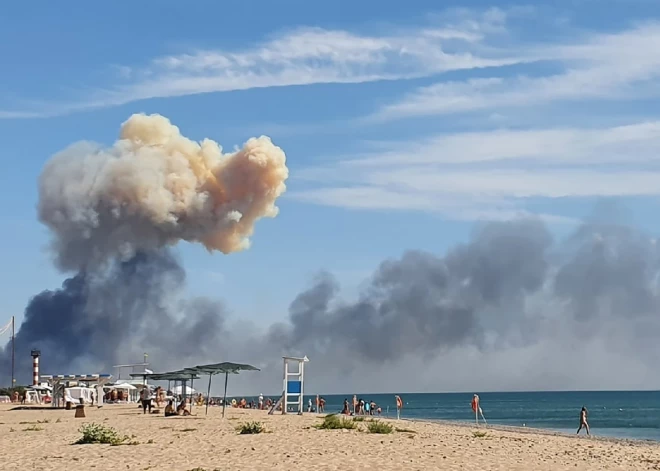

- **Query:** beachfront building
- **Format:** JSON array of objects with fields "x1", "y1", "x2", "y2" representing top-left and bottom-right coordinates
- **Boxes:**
[{"x1": 40, "y1": 374, "x2": 112, "y2": 407}]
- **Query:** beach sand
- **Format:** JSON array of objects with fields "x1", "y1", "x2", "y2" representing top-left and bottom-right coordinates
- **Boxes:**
[{"x1": 1, "y1": 403, "x2": 660, "y2": 470}]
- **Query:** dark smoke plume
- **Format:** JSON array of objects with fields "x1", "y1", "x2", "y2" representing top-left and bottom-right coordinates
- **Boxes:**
[
  {"x1": 262, "y1": 217, "x2": 660, "y2": 392},
  {"x1": 276, "y1": 219, "x2": 553, "y2": 363},
  {"x1": 4, "y1": 215, "x2": 660, "y2": 392},
  {"x1": 3, "y1": 250, "x2": 229, "y2": 379},
  {"x1": 2, "y1": 112, "x2": 660, "y2": 393},
  {"x1": 0, "y1": 113, "x2": 289, "y2": 384}
]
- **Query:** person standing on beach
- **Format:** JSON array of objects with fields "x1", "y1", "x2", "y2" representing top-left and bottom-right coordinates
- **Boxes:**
[
  {"x1": 140, "y1": 386, "x2": 152, "y2": 414},
  {"x1": 577, "y1": 406, "x2": 590, "y2": 436},
  {"x1": 395, "y1": 395, "x2": 403, "y2": 420}
]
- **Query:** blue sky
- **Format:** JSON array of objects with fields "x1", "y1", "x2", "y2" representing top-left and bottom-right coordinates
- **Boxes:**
[{"x1": 2, "y1": 0, "x2": 660, "y2": 341}]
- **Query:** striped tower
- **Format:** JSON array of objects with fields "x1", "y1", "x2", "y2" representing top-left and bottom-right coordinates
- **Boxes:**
[{"x1": 30, "y1": 349, "x2": 41, "y2": 386}]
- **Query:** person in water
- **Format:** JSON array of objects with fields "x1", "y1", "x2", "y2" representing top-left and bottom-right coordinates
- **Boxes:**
[
  {"x1": 577, "y1": 406, "x2": 590, "y2": 436},
  {"x1": 395, "y1": 395, "x2": 403, "y2": 420}
]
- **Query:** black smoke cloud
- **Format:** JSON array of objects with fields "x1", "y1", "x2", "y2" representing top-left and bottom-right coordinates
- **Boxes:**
[
  {"x1": 0, "y1": 250, "x2": 230, "y2": 382},
  {"x1": 0, "y1": 113, "x2": 290, "y2": 388},
  {"x1": 266, "y1": 218, "x2": 660, "y2": 392},
  {"x1": 3, "y1": 215, "x2": 660, "y2": 392},
  {"x1": 277, "y1": 219, "x2": 553, "y2": 363}
]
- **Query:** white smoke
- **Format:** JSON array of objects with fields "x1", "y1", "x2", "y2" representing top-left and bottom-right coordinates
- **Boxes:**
[{"x1": 38, "y1": 113, "x2": 289, "y2": 271}]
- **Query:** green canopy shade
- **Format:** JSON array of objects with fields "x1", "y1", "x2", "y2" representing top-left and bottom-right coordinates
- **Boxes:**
[
  {"x1": 132, "y1": 371, "x2": 201, "y2": 381},
  {"x1": 186, "y1": 362, "x2": 260, "y2": 416}
]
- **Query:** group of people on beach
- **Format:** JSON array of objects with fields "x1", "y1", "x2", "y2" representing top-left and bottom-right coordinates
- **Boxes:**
[
  {"x1": 138, "y1": 386, "x2": 192, "y2": 417},
  {"x1": 341, "y1": 395, "x2": 382, "y2": 416},
  {"x1": 307, "y1": 395, "x2": 326, "y2": 413},
  {"x1": 339, "y1": 395, "x2": 403, "y2": 418},
  {"x1": 139, "y1": 385, "x2": 591, "y2": 436}
]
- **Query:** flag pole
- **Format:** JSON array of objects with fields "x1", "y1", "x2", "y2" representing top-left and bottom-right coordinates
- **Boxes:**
[{"x1": 10, "y1": 316, "x2": 15, "y2": 389}]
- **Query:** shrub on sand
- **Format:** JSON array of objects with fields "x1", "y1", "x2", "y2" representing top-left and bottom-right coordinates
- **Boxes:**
[
  {"x1": 74, "y1": 423, "x2": 136, "y2": 446},
  {"x1": 317, "y1": 415, "x2": 357, "y2": 430},
  {"x1": 367, "y1": 420, "x2": 394, "y2": 434},
  {"x1": 236, "y1": 421, "x2": 265, "y2": 434}
]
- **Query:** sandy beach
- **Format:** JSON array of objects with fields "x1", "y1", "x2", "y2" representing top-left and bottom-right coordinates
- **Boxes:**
[{"x1": 1, "y1": 403, "x2": 660, "y2": 471}]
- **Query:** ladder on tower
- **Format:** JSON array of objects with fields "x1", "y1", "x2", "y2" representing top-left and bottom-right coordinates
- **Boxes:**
[{"x1": 268, "y1": 392, "x2": 284, "y2": 415}]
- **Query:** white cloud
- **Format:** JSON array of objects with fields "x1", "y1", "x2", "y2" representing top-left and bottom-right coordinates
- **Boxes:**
[
  {"x1": 289, "y1": 121, "x2": 660, "y2": 221},
  {"x1": 0, "y1": 110, "x2": 46, "y2": 119},
  {"x1": 371, "y1": 22, "x2": 660, "y2": 121},
  {"x1": 342, "y1": 121, "x2": 660, "y2": 166},
  {"x1": 290, "y1": 186, "x2": 577, "y2": 224},
  {"x1": 0, "y1": 8, "x2": 528, "y2": 118},
  {"x1": 99, "y1": 23, "x2": 524, "y2": 106},
  {"x1": 363, "y1": 168, "x2": 660, "y2": 198}
]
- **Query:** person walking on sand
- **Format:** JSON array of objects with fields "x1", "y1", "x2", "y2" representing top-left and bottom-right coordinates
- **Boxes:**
[
  {"x1": 140, "y1": 386, "x2": 152, "y2": 414},
  {"x1": 577, "y1": 406, "x2": 590, "y2": 436},
  {"x1": 395, "y1": 395, "x2": 403, "y2": 420}
]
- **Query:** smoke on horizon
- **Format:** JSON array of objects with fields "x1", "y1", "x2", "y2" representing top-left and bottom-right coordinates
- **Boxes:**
[
  {"x1": 2, "y1": 114, "x2": 659, "y2": 394},
  {"x1": 4, "y1": 215, "x2": 660, "y2": 393},
  {"x1": 0, "y1": 113, "x2": 289, "y2": 384},
  {"x1": 270, "y1": 217, "x2": 660, "y2": 393}
]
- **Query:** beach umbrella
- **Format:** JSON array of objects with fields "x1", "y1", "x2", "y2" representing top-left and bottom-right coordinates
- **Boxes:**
[{"x1": 187, "y1": 362, "x2": 260, "y2": 417}]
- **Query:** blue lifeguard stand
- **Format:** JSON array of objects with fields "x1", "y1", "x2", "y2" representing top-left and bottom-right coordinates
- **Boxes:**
[{"x1": 282, "y1": 355, "x2": 309, "y2": 415}]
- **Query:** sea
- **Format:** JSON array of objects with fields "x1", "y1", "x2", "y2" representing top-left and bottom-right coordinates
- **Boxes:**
[{"x1": 284, "y1": 391, "x2": 660, "y2": 441}]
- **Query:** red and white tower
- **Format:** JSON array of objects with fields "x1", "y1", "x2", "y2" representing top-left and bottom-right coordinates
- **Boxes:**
[{"x1": 30, "y1": 349, "x2": 41, "y2": 386}]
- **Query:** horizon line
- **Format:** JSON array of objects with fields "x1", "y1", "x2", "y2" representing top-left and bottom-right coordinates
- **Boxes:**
[{"x1": 220, "y1": 388, "x2": 660, "y2": 398}]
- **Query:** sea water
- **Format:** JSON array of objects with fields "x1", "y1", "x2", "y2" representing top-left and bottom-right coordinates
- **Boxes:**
[{"x1": 300, "y1": 391, "x2": 660, "y2": 441}]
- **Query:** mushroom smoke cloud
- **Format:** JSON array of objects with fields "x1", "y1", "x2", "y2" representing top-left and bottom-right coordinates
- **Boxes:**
[
  {"x1": 1, "y1": 113, "x2": 289, "y2": 382},
  {"x1": 40, "y1": 113, "x2": 288, "y2": 271}
]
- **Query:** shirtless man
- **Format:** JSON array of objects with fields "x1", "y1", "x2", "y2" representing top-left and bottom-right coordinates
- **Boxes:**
[
  {"x1": 577, "y1": 406, "x2": 590, "y2": 436},
  {"x1": 395, "y1": 395, "x2": 403, "y2": 420}
]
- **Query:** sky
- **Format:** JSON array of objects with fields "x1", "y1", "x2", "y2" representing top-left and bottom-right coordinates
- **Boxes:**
[{"x1": 2, "y1": 0, "x2": 660, "y2": 394}]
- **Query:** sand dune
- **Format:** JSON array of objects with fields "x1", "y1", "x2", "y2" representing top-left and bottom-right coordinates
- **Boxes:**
[{"x1": 1, "y1": 403, "x2": 659, "y2": 470}]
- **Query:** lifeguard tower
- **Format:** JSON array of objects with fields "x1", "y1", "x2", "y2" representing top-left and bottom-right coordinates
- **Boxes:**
[{"x1": 281, "y1": 355, "x2": 309, "y2": 415}]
